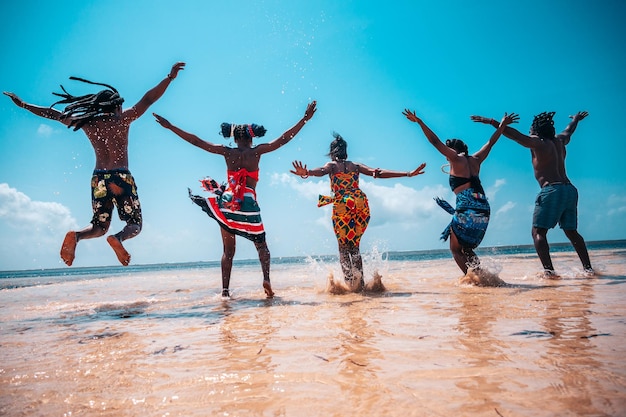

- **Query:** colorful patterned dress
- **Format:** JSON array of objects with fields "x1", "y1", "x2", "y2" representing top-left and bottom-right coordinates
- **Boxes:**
[
  {"x1": 188, "y1": 169, "x2": 266, "y2": 243},
  {"x1": 318, "y1": 171, "x2": 370, "y2": 246}
]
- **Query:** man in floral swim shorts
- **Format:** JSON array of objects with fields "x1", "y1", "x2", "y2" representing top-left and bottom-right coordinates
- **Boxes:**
[{"x1": 5, "y1": 62, "x2": 185, "y2": 266}]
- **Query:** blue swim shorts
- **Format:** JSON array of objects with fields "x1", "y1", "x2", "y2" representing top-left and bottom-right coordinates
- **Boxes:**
[{"x1": 532, "y1": 183, "x2": 578, "y2": 230}]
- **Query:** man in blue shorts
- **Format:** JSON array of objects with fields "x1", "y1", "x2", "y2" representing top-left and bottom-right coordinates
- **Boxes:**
[{"x1": 471, "y1": 111, "x2": 593, "y2": 276}]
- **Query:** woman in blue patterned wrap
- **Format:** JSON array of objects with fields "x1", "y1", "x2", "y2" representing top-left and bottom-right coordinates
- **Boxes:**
[{"x1": 403, "y1": 109, "x2": 518, "y2": 275}]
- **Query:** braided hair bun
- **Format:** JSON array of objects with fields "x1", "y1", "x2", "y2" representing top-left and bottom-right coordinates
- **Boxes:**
[{"x1": 220, "y1": 123, "x2": 267, "y2": 140}]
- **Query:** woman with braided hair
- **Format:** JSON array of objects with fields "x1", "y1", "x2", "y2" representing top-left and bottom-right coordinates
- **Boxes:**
[
  {"x1": 153, "y1": 101, "x2": 316, "y2": 298},
  {"x1": 290, "y1": 132, "x2": 426, "y2": 292},
  {"x1": 4, "y1": 62, "x2": 185, "y2": 267}
]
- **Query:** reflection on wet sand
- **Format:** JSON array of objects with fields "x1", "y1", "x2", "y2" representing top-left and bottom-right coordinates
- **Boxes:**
[{"x1": 0, "y1": 249, "x2": 624, "y2": 416}]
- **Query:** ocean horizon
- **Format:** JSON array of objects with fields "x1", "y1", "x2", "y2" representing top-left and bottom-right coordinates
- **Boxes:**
[{"x1": 2, "y1": 239, "x2": 624, "y2": 282}]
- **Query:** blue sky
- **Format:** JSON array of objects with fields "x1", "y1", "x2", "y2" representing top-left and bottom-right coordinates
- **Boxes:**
[{"x1": 1, "y1": 0, "x2": 625, "y2": 270}]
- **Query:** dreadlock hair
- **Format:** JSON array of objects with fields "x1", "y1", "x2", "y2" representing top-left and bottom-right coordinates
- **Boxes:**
[
  {"x1": 530, "y1": 111, "x2": 556, "y2": 139},
  {"x1": 445, "y1": 138, "x2": 468, "y2": 155},
  {"x1": 50, "y1": 77, "x2": 124, "y2": 131},
  {"x1": 328, "y1": 131, "x2": 348, "y2": 161},
  {"x1": 220, "y1": 122, "x2": 267, "y2": 141}
]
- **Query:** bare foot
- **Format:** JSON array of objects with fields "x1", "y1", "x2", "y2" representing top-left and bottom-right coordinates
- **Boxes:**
[
  {"x1": 60, "y1": 231, "x2": 77, "y2": 266},
  {"x1": 462, "y1": 268, "x2": 507, "y2": 287},
  {"x1": 222, "y1": 288, "x2": 230, "y2": 297},
  {"x1": 538, "y1": 269, "x2": 560, "y2": 280},
  {"x1": 583, "y1": 268, "x2": 595, "y2": 277},
  {"x1": 263, "y1": 280, "x2": 274, "y2": 298},
  {"x1": 107, "y1": 235, "x2": 131, "y2": 266}
]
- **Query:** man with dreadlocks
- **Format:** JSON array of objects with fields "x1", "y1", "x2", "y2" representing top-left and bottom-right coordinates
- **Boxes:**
[
  {"x1": 4, "y1": 61, "x2": 185, "y2": 267},
  {"x1": 471, "y1": 111, "x2": 593, "y2": 277}
]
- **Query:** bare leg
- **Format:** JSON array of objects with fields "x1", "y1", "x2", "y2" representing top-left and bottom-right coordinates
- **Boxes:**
[
  {"x1": 106, "y1": 235, "x2": 130, "y2": 266},
  {"x1": 254, "y1": 240, "x2": 274, "y2": 298},
  {"x1": 106, "y1": 223, "x2": 141, "y2": 267},
  {"x1": 337, "y1": 242, "x2": 354, "y2": 281},
  {"x1": 337, "y1": 242, "x2": 364, "y2": 292},
  {"x1": 60, "y1": 223, "x2": 109, "y2": 266},
  {"x1": 348, "y1": 245, "x2": 365, "y2": 291},
  {"x1": 532, "y1": 226, "x2": 556, "y2": 275},
  {"x1": 564, "y1": 229, "x2": 593, "y2": 272},
  {"x1": 220, "y1": 228, "x2": 236, "y2": 297},
  {"x1": 449, "y1": 231, "x2": 469, "y2": 274},
  {"x1": 60, "y1": 232, "x2": 78, "y2": 266}
]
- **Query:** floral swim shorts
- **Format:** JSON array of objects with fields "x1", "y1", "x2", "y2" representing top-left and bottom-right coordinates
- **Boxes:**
[{"x1": 90, "y1": 169, "x2": 142, "y2": 227}]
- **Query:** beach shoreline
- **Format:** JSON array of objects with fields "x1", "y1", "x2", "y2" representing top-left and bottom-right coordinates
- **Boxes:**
[{"x1": 1, "y1": 246, "x2": 625, "y2": 416}]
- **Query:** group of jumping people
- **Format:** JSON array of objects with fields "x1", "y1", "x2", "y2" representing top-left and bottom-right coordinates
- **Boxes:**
[{"x1": 4, "y1": 62, "x2": 593, "y2": 298}]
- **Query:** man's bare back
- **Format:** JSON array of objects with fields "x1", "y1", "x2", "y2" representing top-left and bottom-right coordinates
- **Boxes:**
[{"x1": 530, "y1": 136, "x2": 570, "y2": 188}]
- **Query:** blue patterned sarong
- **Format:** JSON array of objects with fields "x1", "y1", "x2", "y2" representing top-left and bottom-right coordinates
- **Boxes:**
[{"x1": 435, "y1": 188, "x2": 490, "y2": 249}]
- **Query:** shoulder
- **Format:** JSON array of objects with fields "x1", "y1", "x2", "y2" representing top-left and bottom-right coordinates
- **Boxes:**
[{"x1": 121, "y1": 107, "x2": 140, "y2": 122}]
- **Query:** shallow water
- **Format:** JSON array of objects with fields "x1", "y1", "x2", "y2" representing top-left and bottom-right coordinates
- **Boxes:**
[{"x1": 1, "y1": 248, "x2": 625, "y2": 416}]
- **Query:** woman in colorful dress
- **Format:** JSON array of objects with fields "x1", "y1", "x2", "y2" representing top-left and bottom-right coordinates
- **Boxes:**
[
  {"x1": 290, "y1": 132, "x2": 426, "y2": 291},
  {"x1": 402, "y1": 109, "x2": 518, "y2": 276},
  {"x1": 153, "y1": 101, "x2": 316, "y2": 298}
]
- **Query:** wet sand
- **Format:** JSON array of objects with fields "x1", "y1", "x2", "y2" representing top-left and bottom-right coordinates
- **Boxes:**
[{"x1": 1, "y1": 249, "x2": 625, "y2": 416}]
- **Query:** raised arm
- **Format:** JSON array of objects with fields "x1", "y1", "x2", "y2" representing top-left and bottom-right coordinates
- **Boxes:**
[
  {"x1": 472, "y1": 112, "x2": 519, "y2": 162},
  {"x1": 255, "y1": 101, "x2": 317, "y2": 155},
  {"x1": 4, "y1": 92, "x2": 70, "y2": 126},
  {"x1": 127, "y1": 62, "x2": 185, "y2": 120},
  {"x1": 471, "y1": 114, "x2": 542, "y2": 149},
  {"x1": 153, "y1": 113, "x2": 227, "y2": 155},
  {"x1": 358, "y1": 162, "x2": 427, "y2": 178},
  {"x1": 403, "y1": 109, "x2": 459, "y2": 160},
  {"x1": 557, "y1": 111, "x2": 588, "y2": 145}
]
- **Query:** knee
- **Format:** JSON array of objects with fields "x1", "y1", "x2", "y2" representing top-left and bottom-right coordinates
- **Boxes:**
[
  {"x1": 92, "y1": 224, "x2": 109, "y2": 237},
  {"x1": 564, "y1": 229, "x2": 582, "y2": 241},
  {"x1": 222, "y1": 247, "x2": 236, "y2": 260},
  {"x1": 532, "y1": 227, "x2": 547, "y2": 240}
]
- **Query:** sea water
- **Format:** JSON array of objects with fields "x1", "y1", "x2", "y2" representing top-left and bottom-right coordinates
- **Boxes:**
[{"x1": 1, "y1": 241, "x2": 625, "y2": 416}]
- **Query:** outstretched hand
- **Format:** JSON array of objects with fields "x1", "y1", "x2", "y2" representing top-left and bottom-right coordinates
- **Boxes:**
[
  {"x1": 168, "y1": 62, "x2": 186, "y2": 80},
  {"x1": 3, "y1": 92, "x2": 24, "y2": 108},
  {"x1": 153, "y1": 113, "x2": 172, "y2": 129},
  {"x1": 290, "y1": 160, "x2": 309, "y2": 178},
  {"x1": 470, "y1": 115, "x2": 492, "y2": 125},
  {"x1": 408, "y1": 162, "x2": 427, "y2": 177},
  {"x1": 402, "y1": 108, "x2": 421, "y2": 123},
  {"x1": 570, "y1": 111, "x2": 588, "y2": 121},
  {"x1": 303, "y1": 101, "x2": 317, "y2": 122},
  {"x1": 501, "y1": 112, "x2": 519, "y2": 126}
]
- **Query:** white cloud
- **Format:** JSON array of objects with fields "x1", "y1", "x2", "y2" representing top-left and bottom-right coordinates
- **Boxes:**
[
  {"x1": 272, "y1": 172, "x2": 449, "y2": 221},
  {"x1": 607, "y1": 194, "x2": 626, "y2": 216},
  {"x1": 0, "y1": 183, "x2": 77, "y2": 230},
  {"x1": 0, "y1": 183, "x2": 80, "y2": 270},
  {"x1": 495, "y1": 201, "x2": 516, "y2": 217},
  {"x1": 271, "y1": 172, "x2": 330, "y2": 199},
  {"x1": 486, "y1": 178, "x2": 506, "y2": 201},
  {"x1": 37, "y1": 124, "x2": 54, "y2": 137},
  {"x1": 360, "y1": 179, "x2": 447, "y2": 220}
]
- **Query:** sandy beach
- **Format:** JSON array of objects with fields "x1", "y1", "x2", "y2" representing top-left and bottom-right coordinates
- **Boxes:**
[{"x1": 1, "y1": 247, "x2": 625, "y2": 416}]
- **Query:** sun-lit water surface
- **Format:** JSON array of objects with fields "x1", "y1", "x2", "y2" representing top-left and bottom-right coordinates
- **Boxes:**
[{"x1": 1, "y1": 244, "x2": 625, "y2": 416}]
